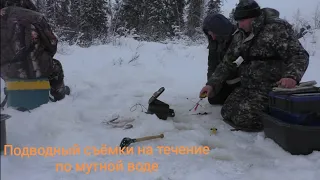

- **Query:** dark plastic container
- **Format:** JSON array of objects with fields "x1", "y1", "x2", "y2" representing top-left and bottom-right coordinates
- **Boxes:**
[
  {"x1": 268, "y1": 92, "x2": 320, "y2": 114},
  {"x1": 262, "y1": 113, "x2": 320, "y2": 155},
  {"x1": 269, "y1": 107, "x2": 320, "y2": 126},
  {"x1": 146, "y1": 99, "x2": 175, "y2": 120}
]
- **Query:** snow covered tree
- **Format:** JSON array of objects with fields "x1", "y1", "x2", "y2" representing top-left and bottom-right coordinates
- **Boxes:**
[
  {"x1": 171, "y1": 0, "x2": 186, "y2": 35},
  {"x1": 44, "y1": 0, "x2": 73, "y2": 42},
  {"x1": 228, "y1": 4, "x2": 237, "y2": 25},
  {"x1": 109, "y1": 0, "x2": 121, "y2": 36},
  {"x1": 144, "y1": 0, "x2": 169, "y2": 40},
  {"x1": 54, "y1": 0, "x2": 74, "y2": 43},
  {"x1": 312, "y1": 4, "x2": 320, "y2": 29},
  {"x1": 45, "y1": 0, "x2": 60, "y2": 26},
  {"x1": 292, "y1": 9, "x2": 310, "y2": 35},
  {"x1": 112, "y1": 0, "x2": 185, "y2": 41},
  {"x1": 58, "y1": 0, "x2": 71, "y2": 28},
  {"x1": 113, "y1": 0, "x2": 145, "y2": 37},
  {"x1": 206, "y1": 0, "x2": 222, "y2": 16},
  {"x1": 186, "y1": 0, "x2": 205, "y2": 37},
  {"x1": 144, "y1": 0, "x2": 185, "y2": 40},
  {"x1": 68, "y1": 0, "x2": 82, "y2": 44},
  {"x1": 35, "y1": 0, "x2": 46, "y2": 13},
  {"x1": 69, "y1": 0, "x2": 109, "y2": 47}
]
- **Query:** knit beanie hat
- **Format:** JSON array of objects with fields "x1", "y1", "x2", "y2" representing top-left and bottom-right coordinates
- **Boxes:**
[{"x1": 234, "y1": 0, "x2": 261, "y2": 21}]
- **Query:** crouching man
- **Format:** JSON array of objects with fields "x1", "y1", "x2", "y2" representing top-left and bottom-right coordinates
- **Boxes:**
[
  {"x1": 202, "y1": 13, "x2": 240, "y2": 105},
  {"x1": 0, "y1": 0, "x2": 70, "y2": 101},
  {"x1": 199, "y1": 0, "x2": 309, "y2": 132}
]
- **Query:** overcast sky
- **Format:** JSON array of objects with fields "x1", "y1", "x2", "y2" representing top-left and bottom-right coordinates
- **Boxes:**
[{"x1": 220, "y1": 0, "x2": 320, "y2": 23}]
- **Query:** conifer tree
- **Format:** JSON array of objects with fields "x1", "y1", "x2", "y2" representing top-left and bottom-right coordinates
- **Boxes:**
[
  {"x1": 113, "y1": 0, "x2": 145, "y2": 36},
  {"x1": 35, "y1": 0, "x2": 46, "y2": 13},
  {"x1": 206, "y1": 0, "x2": 222, "y2": 16},
  {"x1": 229, "y1": 3, "x2": 237, "y2": 25},
  {"x1": 186, "y1": 0, "x2": 205, "y2": 37},
  {"x1": 45, "y1": 0, "x2": 60, "y2": 26},
  {"x1": 145, "y1": 0, "x2": 167, "y2": 40},
  {"x1": 170, "y1": 0, "x2": 186, "y2": 38},
  {"x1": 69, "y1": 0, "x2": 109, "y2": 46}
]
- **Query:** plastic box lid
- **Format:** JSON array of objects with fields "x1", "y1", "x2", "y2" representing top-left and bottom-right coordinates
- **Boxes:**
[{"x1": 269, "y1": 92, "x2": 320, "y2": 102}]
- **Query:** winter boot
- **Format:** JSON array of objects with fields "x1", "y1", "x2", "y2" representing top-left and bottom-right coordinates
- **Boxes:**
[
  {"x1": 50, "y1": 85, "x2": 70, "y2": 101},
  {"x1": 48, "y1": 58, "x2": 70, "y2": 101}
]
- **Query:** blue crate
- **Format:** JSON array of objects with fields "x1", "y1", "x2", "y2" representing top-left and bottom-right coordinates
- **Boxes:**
[
  {"x1": 269, "y1": 107, "x2": 320, "y2": 126},
  {"x1": 268, "y1": 92, "x2": 320, "y2": 114},
  {"x1": 5, "y1": 78, "x2": 50, "y2": 110}
]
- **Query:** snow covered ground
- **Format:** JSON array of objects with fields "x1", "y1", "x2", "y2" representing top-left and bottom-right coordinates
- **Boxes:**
[{"x1": 1, "y1": 30, "x2": 320, "y2": 180}]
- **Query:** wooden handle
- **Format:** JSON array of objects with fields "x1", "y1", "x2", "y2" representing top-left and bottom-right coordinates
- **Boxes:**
[{"x1": 135, "y1": 134, "x2": 164, "y2": 142}]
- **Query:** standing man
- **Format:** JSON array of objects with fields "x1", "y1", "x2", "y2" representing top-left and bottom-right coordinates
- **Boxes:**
[
  {"x1": 1, "y1": 0, "x2": 70, "y2": 101},
  {"x1": 199, "y1": 0, "x2": 309, "y2": 131},
  {"x1": 202, "y1": 13, "x2": 240, "y2": 105}
]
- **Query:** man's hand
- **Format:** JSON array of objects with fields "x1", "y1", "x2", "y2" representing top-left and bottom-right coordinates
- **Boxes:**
[
  {"x1": 199, "y1": 85, "x2": 214, "y2": 98},
  {"x1": 277, "y1": 78, "x2": 297, "y2": 88}
]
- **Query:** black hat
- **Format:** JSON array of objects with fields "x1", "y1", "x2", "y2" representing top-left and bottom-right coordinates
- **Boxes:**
[
  {"x1": 202, "y1": 13, "x2": 234, "y2": 36},
  {"x1": 234, "y1": 0, "x2": 261, "y2": 21}
]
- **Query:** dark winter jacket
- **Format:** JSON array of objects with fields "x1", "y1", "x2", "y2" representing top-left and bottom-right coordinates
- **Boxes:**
[{"x1": 202, "y1": 14, "x2": 240, "y2": 84}]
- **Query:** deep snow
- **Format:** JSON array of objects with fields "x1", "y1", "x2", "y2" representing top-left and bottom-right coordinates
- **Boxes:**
[{"x1": 1, "y1": 30, "x2": 320, "y2": 180}]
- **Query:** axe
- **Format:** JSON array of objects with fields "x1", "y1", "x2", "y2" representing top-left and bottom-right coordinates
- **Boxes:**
[{"x1": 119, "y1": 134, "x2": 164, "y2": 150}]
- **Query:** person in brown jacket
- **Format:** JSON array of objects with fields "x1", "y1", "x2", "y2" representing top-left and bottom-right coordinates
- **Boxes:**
[{"x1": 0, "y1": 0, "x2": 70, "y2": 101}]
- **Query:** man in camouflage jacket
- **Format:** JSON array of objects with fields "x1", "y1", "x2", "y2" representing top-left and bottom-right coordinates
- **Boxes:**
[
  {"x1": 202, "y1": 13, "x2": 240, "y2": 105},
  {"x1": 0, "y1": 0, "x2": 70, "y2": 101},
  {"x1": 199, "y1": 0, "x2": 309, "y2": 131}
]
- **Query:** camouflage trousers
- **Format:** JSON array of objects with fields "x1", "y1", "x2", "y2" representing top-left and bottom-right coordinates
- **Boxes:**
[
  {"x1": 208, "y1": 81, "x2": 240, "y2": 105},
  {"x1": 48, "y1": 59, "x2": 67, "y2": 100},
  {"x1": 1, "y1": 58, "x2": 67, "y2": 101},
  {"x1": 220, "y1": 87, "x2": 269, "y2": 131}
]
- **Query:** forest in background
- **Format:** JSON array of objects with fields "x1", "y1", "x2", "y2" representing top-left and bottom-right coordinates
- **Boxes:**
[{"x1": 34, "y1": 0, "x2": 320, "y2": 47}]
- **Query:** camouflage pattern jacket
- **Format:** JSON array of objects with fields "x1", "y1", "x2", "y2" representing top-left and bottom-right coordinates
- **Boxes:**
[
  {"x1": 0, "y1": 6, "x2": 58, "y2": 80},
  {"x1": 206, "y1": 8, "x2": 309, "y2": 93}
]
